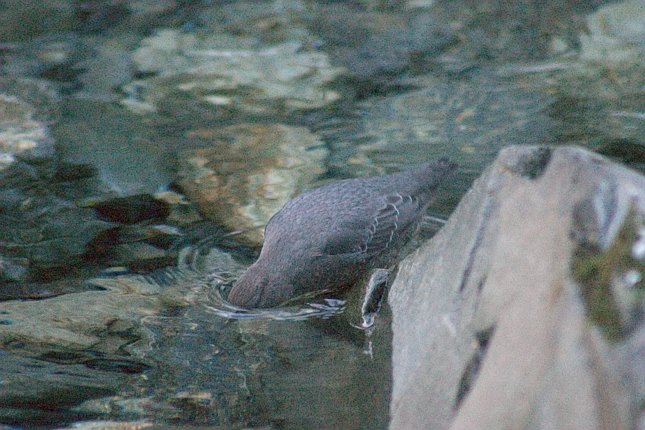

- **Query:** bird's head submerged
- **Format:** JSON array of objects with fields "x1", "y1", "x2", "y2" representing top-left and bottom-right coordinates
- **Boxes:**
[{"x1": 227, "y1": 260, "x2": 294, "y2": 308}]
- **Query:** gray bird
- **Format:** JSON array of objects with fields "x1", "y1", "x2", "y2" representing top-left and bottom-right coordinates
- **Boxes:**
[{"x1": 227, "y1": 158, "x2": 457, "y2": 308}]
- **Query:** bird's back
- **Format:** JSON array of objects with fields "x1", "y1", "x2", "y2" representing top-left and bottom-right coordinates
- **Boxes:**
[{"x1": 263, "y1": 159, "x2": 456, "y2": 257}]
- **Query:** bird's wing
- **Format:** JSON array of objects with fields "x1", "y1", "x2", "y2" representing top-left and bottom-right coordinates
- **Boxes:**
[{"x1": 319, "y1": 192, "x2": 421, "y2": 257}]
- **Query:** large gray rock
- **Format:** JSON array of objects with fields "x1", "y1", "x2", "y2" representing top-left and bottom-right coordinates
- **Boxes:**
[{"x1": 389, "y1": 146, "x2": 644, "y2": 430}]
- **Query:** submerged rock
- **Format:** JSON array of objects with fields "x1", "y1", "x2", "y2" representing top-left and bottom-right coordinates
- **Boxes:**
[
  {"x1": 0, "y1": 78, "x2": 57, "y2": 170},
  {"x1": 324, "y1": 0, "x2": 645, "y2": 187},
  {"x1": 121, "y1": 28, "x2": 344, "y2": 115},
  {"x1": 89, "y1": 194, "x2": 170, "y2": 225},
  {"x1": 0, "y1": 0, "x2": 75, "y2": 42},
  {"x1": 177, "y1": 123, "x2": 328, "y2": 245},
  {"x1": 580, "y1": 0, "x2": 645, "y2": 63},
  {"x1": 0, "y1": 273, "x2": 164, "y2": 354},
  {"x1": 389, "y1": 146, "x2": 644, "y2": 429},
  {"x1": 548, "y1": 2, "x2": 645, "y2": 173},
  {"x1": 54, "y1": 98, "x2": 172, "y2": 195},
  {"x1": 325, "y1": 69, "x2": 554, "y2": 194},
  {"x1": 0, "y1": 350, "x2": 128, "y2": 426},
  {"x1": 0, "y1": 189, "x2": 114, "y2": 282},
  {"x1": 310, "y1": 5, "x2": 454, "y2": 82}
]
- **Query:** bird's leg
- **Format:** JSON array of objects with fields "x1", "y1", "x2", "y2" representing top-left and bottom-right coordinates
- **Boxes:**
[{"x1": 360, "y1": 268, "x2": 391, "y2": 329}]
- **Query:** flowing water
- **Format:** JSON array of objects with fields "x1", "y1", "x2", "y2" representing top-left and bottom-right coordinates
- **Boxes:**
[{"x1": 0, "y1": 0, "x2": 643, "y2": 428}]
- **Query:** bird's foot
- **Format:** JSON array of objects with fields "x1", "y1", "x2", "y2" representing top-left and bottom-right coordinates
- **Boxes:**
[{"x1": 360, "y1": 268, "x2": 391, "y2": 329}]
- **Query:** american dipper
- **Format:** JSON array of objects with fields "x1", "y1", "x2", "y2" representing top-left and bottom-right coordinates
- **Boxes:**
[{"x1": 227, "y1": 159, "x2": 457, "y2": 308}]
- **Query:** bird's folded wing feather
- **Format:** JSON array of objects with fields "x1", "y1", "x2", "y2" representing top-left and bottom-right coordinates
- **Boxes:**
[{"x1": 320, "y1": 192, "x2": 421, "y2": 256}]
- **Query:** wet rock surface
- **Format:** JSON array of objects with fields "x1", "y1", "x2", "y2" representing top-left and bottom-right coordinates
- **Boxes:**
[{"x1": 389, "y1": 146, "x2": 645, "y2": 430}]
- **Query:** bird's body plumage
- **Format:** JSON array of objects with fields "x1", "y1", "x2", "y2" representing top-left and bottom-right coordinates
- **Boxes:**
[{"x1": 227, "y1": 159, "x2": 456, "y2": 308}]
